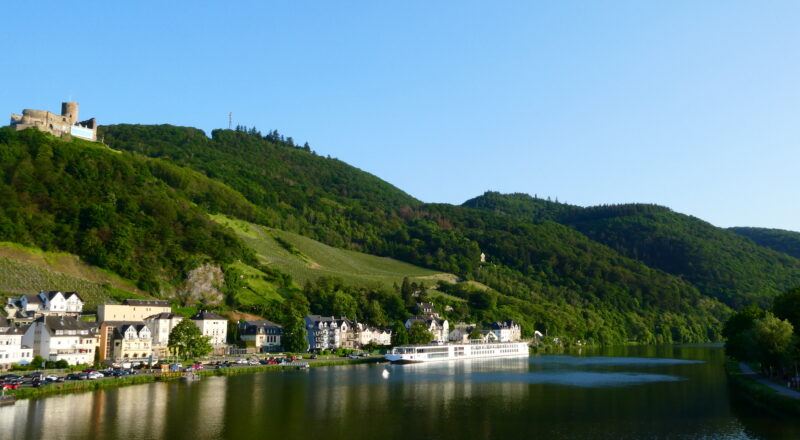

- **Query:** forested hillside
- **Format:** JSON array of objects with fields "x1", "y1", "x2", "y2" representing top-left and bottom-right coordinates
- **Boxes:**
[
  {"x1": 0, "y1": 127, "x2": 255, "y2": 292},
  {"x1": 464, "y1": 192, "x2": 800, "y2": 308},
  {"x1": 729, "y1": 227, "x2": 800, "y2": 260},
  {"x1": 96, "y1": 124, "x2": 736, "y2": 343}
]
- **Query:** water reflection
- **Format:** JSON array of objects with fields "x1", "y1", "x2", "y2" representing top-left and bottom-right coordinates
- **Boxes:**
[{"x1": 3, "y1": 346, "x2": 800, "y2": 439}]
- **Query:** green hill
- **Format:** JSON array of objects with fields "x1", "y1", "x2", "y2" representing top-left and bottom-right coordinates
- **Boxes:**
[
  {"x1": 464, "y1": 192, "x2": 800, "y2": 308},
  {"x1": 212, "y1": 215, "x2": 454, "y2": 289},
  {"x1": 0, "y1": 242, "x2": 147, "y2": 310},
  {"x1": 0, "y1": 127, "x2": 255, "y2": 294},
  {"x1": 96, "y1": 125, "x2": 734, "y2": 343},
  {"x1": 729, "y1": 227, "x2": 800, "y2": 260}
]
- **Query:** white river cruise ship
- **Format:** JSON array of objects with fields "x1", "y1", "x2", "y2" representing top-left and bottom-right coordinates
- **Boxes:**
[{"x1": 385, "y1": 341, "x2": 529, "y2": 364}]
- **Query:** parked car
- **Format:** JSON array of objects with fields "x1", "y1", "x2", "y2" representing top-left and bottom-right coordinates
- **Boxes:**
[
  {"x1": 87, "y1": 371, "x2": 104, "y2": 380},
  {"x1": 2, "y1": 382, "x2": 20, "y2": 390},
  {"x1": 235, "y1": 358, "x2": 247, "y2": 364}
]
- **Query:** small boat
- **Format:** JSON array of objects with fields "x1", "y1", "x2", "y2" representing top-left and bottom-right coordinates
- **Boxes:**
[
  {"x1": 181, "y1": 372, "x2": 201, "y2": 382},
  {"x1": 294, "y1": 363, "x2": 310, "y2": 370}
]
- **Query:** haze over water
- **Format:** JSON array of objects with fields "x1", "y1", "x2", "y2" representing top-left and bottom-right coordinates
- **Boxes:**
[{"x1": 2, "y1": 345, "x2": 798, "y2": 439}]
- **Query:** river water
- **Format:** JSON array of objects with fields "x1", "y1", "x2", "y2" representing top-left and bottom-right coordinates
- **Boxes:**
[{"x1": 2, "y1": 345, "x2": 799, "y2": 439}]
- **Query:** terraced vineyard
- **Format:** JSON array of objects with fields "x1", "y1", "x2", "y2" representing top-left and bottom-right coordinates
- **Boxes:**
[
  {"x1": 212, "y1": 215, "x2": 457, "y2": 290},
  {"x1": 0, "y1": 242, "x2": 146, "y2": 311}
]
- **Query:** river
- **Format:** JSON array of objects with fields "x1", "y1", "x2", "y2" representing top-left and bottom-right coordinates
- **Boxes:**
[{"x1": 2, "y1": 345, "x2": 799, "y2": 439}]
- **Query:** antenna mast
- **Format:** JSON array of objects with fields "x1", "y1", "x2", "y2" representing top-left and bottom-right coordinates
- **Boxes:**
[{"x1": 228, "y1": 112, "x2": 232, "y2": 130}]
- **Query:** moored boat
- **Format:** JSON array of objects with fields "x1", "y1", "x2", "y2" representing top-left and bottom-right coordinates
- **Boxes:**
[{"x1": 385, "y1": 341, "x2": 529, "y2": 364}]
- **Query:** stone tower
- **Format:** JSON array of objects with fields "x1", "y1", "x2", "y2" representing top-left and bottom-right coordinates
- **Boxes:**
[{"x1": 61, "y1": 102, "x2": 79, "y2": 125}]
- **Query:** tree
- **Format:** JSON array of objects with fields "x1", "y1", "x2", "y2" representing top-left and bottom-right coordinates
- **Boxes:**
[
  {"x1": 723, "y1": 305, "x2": 766, "y2": 361},
  {"x1": 408, "y1": 321, "x2": 433, "y2": 344},
  {"x1": 282, "y1": 314, "x2": 308, "y2": 352},
  {"x1": 391, "y1": 321, "x2": 409, "y2": 346},
  {"x1": 168, "y1": 319, "x2": 213, "y2": 360},
  {"x1": 773, "y1": 287, "x2": 800, "y2": 333},
  {"x1": 400, "y1": 277, "x2": 413, "y2": 308},
  {"x1": 752, "y1": 312, "x2": 794, "y2": 371},
  {"x1": 468, "y1": 326, "x2": 483, "y2": 340}
]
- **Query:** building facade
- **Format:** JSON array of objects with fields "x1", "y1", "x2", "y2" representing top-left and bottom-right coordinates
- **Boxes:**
[
  {"x1": 22, "y1": 316, "x2": 99, "y2": 365},
  {"x1": 353, "y1": 322, "x2": 392, "y2": 347},
  {"x1": 144, "y1": 313, "x2": 183, "y2": 358},
  {"x1": 488, "y1": 320, "x2": 522, "y2": 342},
  {"x1": 0, "y1": 317, "x2": 33, "y2": 369},
  {"x1": 4, "y1": 291, "x2": 84, "y2": 324},
  {"x1": 239, "y1": 320, "x2": 283, "y2": 352},
  {"x1": 405, "y1": 316, "x2": 450, "y2": 342},
  {"x1": 10, "y1": 102, "x2": 97, "y2": 141},
  {"x1": 191, "y1": 311, "x2": 228, "y2": 352},
  {"x1": 98, "y1": 299, "x2": 172, "y2": 322},
  {"x1": 305, "y1": 316, "x2": 353, "y2": 351}
]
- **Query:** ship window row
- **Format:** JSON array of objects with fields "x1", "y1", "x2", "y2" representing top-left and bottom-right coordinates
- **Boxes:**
[{"x1": 417, "y1": 347, "x2": 449, "y2": 354}]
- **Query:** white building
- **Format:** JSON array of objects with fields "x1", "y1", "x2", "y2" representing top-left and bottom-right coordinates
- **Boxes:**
[
  {"x1": 22, "y1": 316, "x2": 99, "y2": 365},
  {"x1": 111, "y1": 324, "x2": 153, "y2": 364},
  {"x1": 305, "y1": 316, "x2": 353, "y2": 351},
  {"x1": 0, "y1": 316, "x2": 33, "y2": 369},
  {"x1": 191, "y1": 311, "x2": 228, "y2": 348},
  {"x1": 144, "y1": 313, "x2": 183, "y2": 358},
  {"x1": 405, "y1": 316, "x2": 450, "y2": 342},
  {"x1": 239, "y1": 320, "x2": 283, "y2": 352},
  {"x1": 4, "y1": 291, "x2": 84, "y2": 323},
  {"x1": 448, "y1": 323, "x2": 479, "y2": 343},
  {"x1": 488, "y1": 320, "x2": 522, "y2": 342},
  {"x1": 353, "y1": 322, "x2": 392, "y2": 347},
  {"x1": 97, "y1": 299, "x2": 172, "y2": 322}
]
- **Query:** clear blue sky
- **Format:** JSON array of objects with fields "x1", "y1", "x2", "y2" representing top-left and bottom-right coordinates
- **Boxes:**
[{"x1": 3, "y1": 1, "x2": 799, "y2": 231}]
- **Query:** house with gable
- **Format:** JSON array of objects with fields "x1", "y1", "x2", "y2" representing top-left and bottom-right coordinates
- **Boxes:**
[
  {"x1": 488, "y1": 320, "x2": 522, "y2": 342},
  {"x1": 0, "y1": 316, "x2": 33, "y2": 369},
  {"x1": 144, "y1": 312, "x2": 183, "y2": 358},
  {"x1": 191, "y1": 311, "x2": 228, "y2": 354},
  {"x1": 305, "y1": 315, "x2": 354, "y2": 351},
  {"x1": 239, "y1": 320, "x2": 283, "y2": 352},
  {"x1": 23, "y1": 315, "x2": 99, "y2": 365},
  {"x1": 4, "y1": 291, "x2": 84, "y2": 324},
  {"x1": 405, "y1": 316, "x2": 450, "y2": 342}
]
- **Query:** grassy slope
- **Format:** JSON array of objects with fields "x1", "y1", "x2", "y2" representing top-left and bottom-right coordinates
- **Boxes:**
[
  {"x1": 212, "y1": 215, "x2": 456, "y2": 290},
  {"x1": 0, "y1": 242, "x2": 146, "y2": 311}
]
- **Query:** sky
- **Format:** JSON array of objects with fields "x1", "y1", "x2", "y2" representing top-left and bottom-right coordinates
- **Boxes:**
[{"x1": 2, "y1": 1, "x2": 799, "y2": 231}]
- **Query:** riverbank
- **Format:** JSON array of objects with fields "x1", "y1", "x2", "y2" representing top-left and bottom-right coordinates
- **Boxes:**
[
  {"x1": 724, "y1": 359, "x2": 800, "y2": 415},
  {"x1": 5, "y1": 357, "x2": 384, "y2": 401}
]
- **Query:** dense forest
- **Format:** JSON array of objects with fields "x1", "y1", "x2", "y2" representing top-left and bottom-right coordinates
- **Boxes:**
[
  {"x1": 0, "y1": 127, "x2": 256, "y2": 292},
  {"x1": 464, "y1": 192, "x2": 800, "y2": 308},
  {"x1": 3, "y1": 124, "x2": 796, "y2": 345},
  {"x1": 729, "y1": 227, "x2": 800, "y2": 260}
]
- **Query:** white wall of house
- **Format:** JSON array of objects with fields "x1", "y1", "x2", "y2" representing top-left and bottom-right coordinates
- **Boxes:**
[
  {"x1": 98, "y1": 304, "x2": 172, "y2": 322},
  {"x1": 23, "y1": 322, "x2": 97, "y2": 365},
  {"x1": 145, "y1": 316, "x2": 183, "y2": 347},
  {"x1": 194, "y1": 319, "x2": 227, "y2": 345},
  {"x1": 0, "y1": 332, "x2": 33, "y2": 368}
]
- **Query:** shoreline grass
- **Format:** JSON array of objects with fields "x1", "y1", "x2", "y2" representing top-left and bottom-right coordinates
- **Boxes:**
[
  {"x1": 724, "y1": 359, "x2": 800, "y2": 415},
  {"x1": 5, "y1": 357, "x2": 385, "y2": 401}
]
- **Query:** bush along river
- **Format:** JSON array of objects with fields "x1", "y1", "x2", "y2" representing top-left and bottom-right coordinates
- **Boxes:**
[{"x1": 2, "y1": 344, "x2": 800, "y2": 440}]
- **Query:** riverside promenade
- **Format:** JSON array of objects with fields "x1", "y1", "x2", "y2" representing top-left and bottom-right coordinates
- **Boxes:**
[{"x1": 739, "y1": 362, "x2": 800, "y2": 400}]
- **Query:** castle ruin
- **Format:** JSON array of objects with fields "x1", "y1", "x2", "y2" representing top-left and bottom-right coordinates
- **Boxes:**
[{"x1": 9, "y1": 102, "x2": 97, "y2": 141}]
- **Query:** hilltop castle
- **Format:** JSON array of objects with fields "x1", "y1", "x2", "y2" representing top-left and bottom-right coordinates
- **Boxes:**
[{"x1": 10, "y1": 101, "x2": 97, "y2": 141}]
